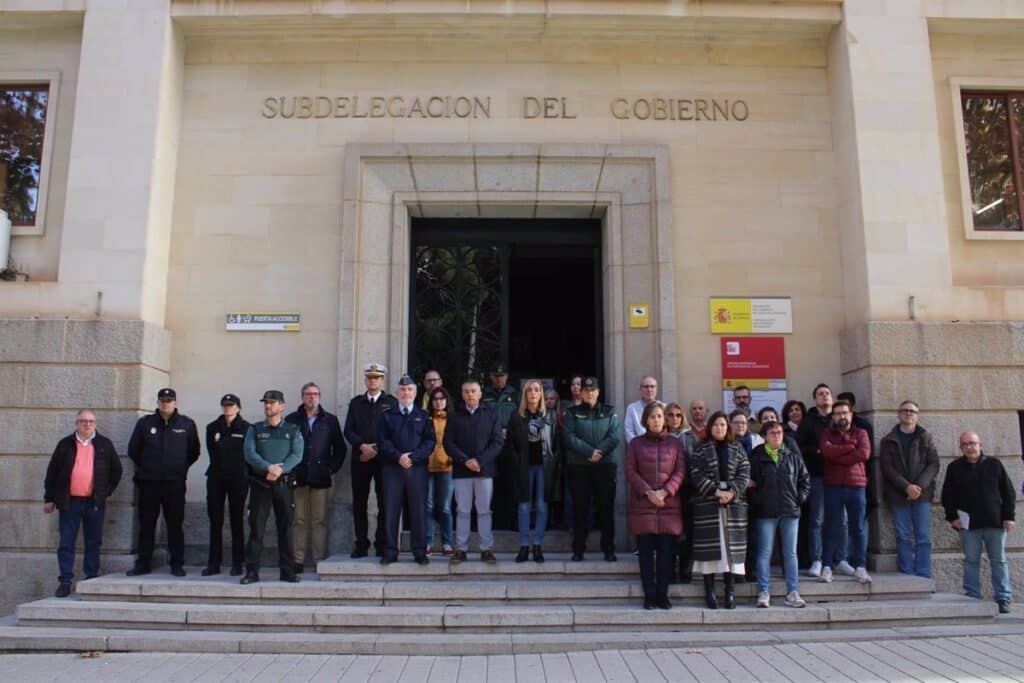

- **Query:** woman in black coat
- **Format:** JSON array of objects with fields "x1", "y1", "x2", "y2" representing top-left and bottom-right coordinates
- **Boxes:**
[
  {"x1": 689, "y1": 411, "x2": 749, "y2": 609},
  {"x1": 507, "y1": 379, "x2": 559, "y2": 563}
]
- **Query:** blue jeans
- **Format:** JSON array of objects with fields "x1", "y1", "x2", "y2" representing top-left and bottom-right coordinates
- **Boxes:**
[
  {"x1": 425, "y1": 471, "x2": 454, "y2": 547},
  {"x1": 58, "y1": 497, "x2": 106, "y2": 584},
  {"x1": 808, "y1": 476, "x2": 848, "y2": 566},
  {"x1": 823, "y1": 486, "x2": 866, "y2": 569},
  {"x1": 961, "y1": 528, "x2": 1012, "y2": 601},
  {"x1": 757, "y1": 517, "x2": 800, "y2": 594},
  {"x1": 518, "y1": 465, "x2": 548, "y2": 546},
  {"x1": 890, "y1": 501, "x2": 932, "y2": 578}
]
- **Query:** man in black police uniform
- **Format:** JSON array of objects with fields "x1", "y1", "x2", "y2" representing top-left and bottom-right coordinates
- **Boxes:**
[
  {"x1": 483, "y1": 362, "x2": 519, "y2": 529},
  {"x1": 127, "y1": 388, "x2": 201, "y2": 576},
  {"x1": 343, "y1": 362, "x2": 399, "y2": 558},
  {"x1": 286, "y1": 381, "x2": 347, "y2": 573},
  {"x1": 378, "y1": 375, "x2": 436, "y2": 565},
  {"x1": 242, "y1": 390, "x2": 304, "y2": 584},
  {"x1": 202, "y1": 393, "x2": 250, "y2": 577}
]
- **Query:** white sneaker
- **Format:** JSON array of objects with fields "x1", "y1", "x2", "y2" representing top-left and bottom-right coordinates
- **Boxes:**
[
  {"x1": 807, "y1": 561, "x2": 822, "y2": 578},
  {"x1": 854, "y1": 567, "x2": 872, "y2": 584},
  {"x1": 757, "y1": 591, "x2": 770, "y2": 608},
  {"x1": 821, "y1": 566, "x2": 833, "y2": 583},
  {"x1": 836, "y1": 560, "x2": 856, "y2": 576},
  {"x1": 785, "y1": 591, "x2": 807, "y2": 608}
]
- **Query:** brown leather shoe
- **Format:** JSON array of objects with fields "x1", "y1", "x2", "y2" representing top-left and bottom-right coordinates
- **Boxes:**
[
  {"x1": 450, "y1": 550, "x2": 468, "y2": 564},
  {"x1": 480, "y1": 550, "x2": 497, "y2": 564}
]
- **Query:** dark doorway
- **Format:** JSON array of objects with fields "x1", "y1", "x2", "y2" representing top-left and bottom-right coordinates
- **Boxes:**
[{"x1": 409, "y1": 218, "x2": 603, "y2": 395}]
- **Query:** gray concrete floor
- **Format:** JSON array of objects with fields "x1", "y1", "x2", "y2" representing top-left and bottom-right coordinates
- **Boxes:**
[{"x1": 3, "y1": 633, "x2": 1024, "y2": 682}]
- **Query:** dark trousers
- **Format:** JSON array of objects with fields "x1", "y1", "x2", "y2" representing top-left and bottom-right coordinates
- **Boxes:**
[
  {"x1": 245, "y1": 480, "x2": 295, "y2": 576},
  {"x1": 568, "y1": 463, "x2": 616, "y2": 555},
  {"x1": 136, "y1": 479, "x2": 186, "y2": 567},
  {"x1": 382, "y1": 464, "x2": 428, "y2": 559},
  {"x1": 351, "y1": 458, "x2": 387, "y2": 553},
  {"x1": 491, "y1": 444, "x2": 517, "y2": 529},
  {"x1": 58, "y1": 497, "x2": 106, "y2": 584},
  {"x1": 637, "y1": 533, "x2": 676, "y2": 598},
  {"x1": 206, "y1": 474, "x2": 248, "y2": 569}
]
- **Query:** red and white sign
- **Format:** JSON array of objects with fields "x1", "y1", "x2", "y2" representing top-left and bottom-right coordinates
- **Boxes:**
[{"x1": 721, "y1": 336, "x2": 787, "y2": 413}]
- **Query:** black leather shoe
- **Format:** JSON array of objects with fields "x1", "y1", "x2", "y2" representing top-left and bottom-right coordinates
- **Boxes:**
[
  {"x1": 295, "y1": 563, "x2": 304, "y2": 574},
  {"x1": 201, "y1": 566, "x2": 220, "y2": 577},
  {"x1": 999, "y1": 599, "x2": 1012, "y2": 614},
  {"x1": 240, "y1": 573, "x2": 259, "y2": 585},
  {"x1": 55, "y1": 583, "x2": 71, "y2": 598},
  {"x1": 643, "y1": 596, "x2": 655, "y2": 610},
  {"x1": 170, "y1": 565, "x2": 186, "y2": 578},
  {"x1": 532, "y1": 545, "x2": 545, "y2": 563},
  {"x1": 656, "y1": 594, "x2": 672, "y2": 610},
  {"x1": 571, "y1": 552, "x2": 584, "y2": 562},
  {"x1": 604, "y1": 551, "x2": 618, "y2": 562},
  {"x1": 230, "y1": 565, "x2": 243, "y2": 576},
  {"x1": 380, "y1": 556, "x2": 396, "y2": 566},
  {"x1": 350, "y1": 547, "x2": 369, "y2": 559},
  {"x1": 414, "y1": 555, "x2": 429, "y2": 566},
  {"x1": 279, "y1": 573, "x2": 300, "y2": 583},
  {"x1": 515, "y1": 546, "x2": 530, "y2": 563},
  {"x1": 127, "y1": 564, "x2": 150, "y2": 576},
  {"x1": 703, "y1": 574, "x2": 718, "y2": 610}
]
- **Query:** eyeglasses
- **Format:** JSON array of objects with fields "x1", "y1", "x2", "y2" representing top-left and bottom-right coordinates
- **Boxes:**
[
  {"x1": 76, "y1": 419, "x2": 96, "y2": 424},
  {"x1": 641, "y1": 384, "x2": 657, "y2": 389},
  {"x1": 960, "y1": 441, "x2": 980, "y2": 447}
]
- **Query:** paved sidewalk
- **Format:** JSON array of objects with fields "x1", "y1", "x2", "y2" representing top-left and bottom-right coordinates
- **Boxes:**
[{"x1": 3, "y1": 632, "x2": 1024, "y2": 682}]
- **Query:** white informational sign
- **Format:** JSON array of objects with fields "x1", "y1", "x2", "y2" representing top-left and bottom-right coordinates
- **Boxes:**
[{"x1": 226, "y1": 312, "x2": 301, "y2": 332}]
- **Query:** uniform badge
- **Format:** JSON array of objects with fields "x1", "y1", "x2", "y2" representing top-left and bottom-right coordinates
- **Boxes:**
[
  {"x1": 214, "y1": 433, "x2": 221, "y2": 442},
  {"x1": 150, "y1": 427, "x2": 157, "y2": 435}
]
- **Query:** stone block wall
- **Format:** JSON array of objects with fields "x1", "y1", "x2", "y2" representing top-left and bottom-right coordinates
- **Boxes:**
[
  {"x1": 842, "y1": 321, "x2": 1024, "y2": 598},
  {"x1": 0, "y1": 319, "x2": 171, "y2": 614}
]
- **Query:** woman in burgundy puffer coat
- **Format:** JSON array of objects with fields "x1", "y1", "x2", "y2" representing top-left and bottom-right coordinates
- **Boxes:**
[{"x1": 625, "y1": 402, "x2": 686, "y2": 610}]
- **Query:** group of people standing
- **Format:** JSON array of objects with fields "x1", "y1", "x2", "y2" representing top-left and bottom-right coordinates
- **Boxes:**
[{"x1": 42, "y1": 368, "x2": 1016, "y2": 616}]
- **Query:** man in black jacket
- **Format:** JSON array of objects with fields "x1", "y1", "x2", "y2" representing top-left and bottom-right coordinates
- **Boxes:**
[
  {"x1": 343, "y1": 363, "x2": 399, "y2": 558},
  {"x1": 445, "y1": 379, "x2": 503, "y2": 564},
  {"x1": 286, "y1": 381, "x2": 347, "y2": 572},
  {"x1": 126, "y1": 388, "x2": 201, "y2": 576},
  {"x1": 203, "y1": 393, "x2": 250, "y2": 577},
  {"x1": 44, "y1": 409, "x2": 123, "y2": 597},
  {"x1": 942, "y1": 432, "x2": 1016, "y2": 613}
]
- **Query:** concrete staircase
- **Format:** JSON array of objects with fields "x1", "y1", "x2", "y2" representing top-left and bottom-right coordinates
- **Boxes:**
[{"x1": 0, "y1": 553, "x2": 1001, "y2": 655}]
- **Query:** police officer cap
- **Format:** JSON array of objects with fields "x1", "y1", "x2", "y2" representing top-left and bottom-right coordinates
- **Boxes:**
[
  {"x1": 220, "y1": 393, "x2": 241, "y2": 407},
  {"x1": 489, "y1": 362, "x2": 509, "y2": 375},
  {"x1": 581, "y1": 376, "x2": 601, "y2": 391},
  {"x1": 363, "y1": 362, "x2": 387, "y2": 377},
  {"x1": 157, "y1": 387, "x2": 176, "y2": 401},
  {"x1": 260, "y1": 390, "x2": 285, "y2": 403},
  {"x1": 397, "y1": 375, "x2": 417, "y2": 386}
]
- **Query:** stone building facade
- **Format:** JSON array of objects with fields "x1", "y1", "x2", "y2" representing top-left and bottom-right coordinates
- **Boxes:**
[{"x1": 1, "y1": 0, "x2": 1022, "y2": 613}]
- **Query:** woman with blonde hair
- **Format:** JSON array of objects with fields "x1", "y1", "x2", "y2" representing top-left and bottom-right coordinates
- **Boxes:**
[{"x1": 508, "y1": 379, "x2": 558, "y2": 563}]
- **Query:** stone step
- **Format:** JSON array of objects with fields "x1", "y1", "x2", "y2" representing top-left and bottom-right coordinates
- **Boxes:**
[
  {"x1": 317, "y1": 552, "x2": 640, "y2": 581},
  {"x1": 74, "y1": 570, "x2": 935, "y2": 605},
  {"x1": 16, "y1": 594, "x2": 995, "y2": 634}
]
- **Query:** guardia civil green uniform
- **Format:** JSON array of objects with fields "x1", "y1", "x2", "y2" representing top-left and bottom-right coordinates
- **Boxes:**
[
  {"x1": 483, "y1": 364, "x2": 520, "y2": 529},
  {"x1": 242, "y1": 391, "x2": 304, "y2": 582}
]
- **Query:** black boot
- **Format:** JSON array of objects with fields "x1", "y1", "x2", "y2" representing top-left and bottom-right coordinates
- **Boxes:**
[
  {"x1": 515, "y1": 546, "x2": 530, "y2": 563},
  {"x1": 724, "y1": 573, "x2": 736, "y2": 609},
  {"x1": 532, "y1": 545, "x2": 545, "y2": 563},
  {"x1": 703, "y1": 574, "x2": 718, "y2": 610},
  {"x1": 643, "y1": 595, "x2": 656, "y2": 610},
  {"x1": 678, "y1": 541, "x2": 693, "y2": 584}
]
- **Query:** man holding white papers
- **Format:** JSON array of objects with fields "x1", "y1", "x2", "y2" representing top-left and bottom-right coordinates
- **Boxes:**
[{"x1": 941, "y1": 432, "x2": 1016, "y2": 613}]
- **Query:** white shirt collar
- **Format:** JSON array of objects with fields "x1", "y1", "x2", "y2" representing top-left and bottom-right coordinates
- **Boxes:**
[{"x1": 76, "y1": 433, "x2": 95, "y2": 446}]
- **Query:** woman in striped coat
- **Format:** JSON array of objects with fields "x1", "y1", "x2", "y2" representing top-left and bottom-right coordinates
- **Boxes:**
[{"x1": 689, "y1": 411, "x2": 750, "y2": 609}]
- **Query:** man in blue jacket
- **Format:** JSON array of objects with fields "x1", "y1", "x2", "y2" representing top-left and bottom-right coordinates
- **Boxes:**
[
  {"x1": 285, "y1": 381, "x2": 347, "y2": 573},
  {"x1": 377, "y1": 375, "x2": 436, "y2": 565},
  {"x1": 445, "y1": 379, "x2": 503, "y2": 564},
  {"x1": 127, "y1": 388, "x2": 200, "y2": 577}
]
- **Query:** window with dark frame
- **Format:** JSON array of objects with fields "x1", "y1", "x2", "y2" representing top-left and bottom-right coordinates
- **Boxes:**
[
  {"x1": 0, "y1": 83, "x2": 50, "y2": 226},
  {"x1": 961, "y1": 90, "x2": 1024, "y2": 232}
]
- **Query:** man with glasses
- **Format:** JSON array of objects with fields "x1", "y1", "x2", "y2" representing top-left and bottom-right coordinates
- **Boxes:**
[
  {"x1": 286, "y1": 381, "x2": 347, "y2": 573},
  {"x1": 420, "y1": 370, "x2": 444, "y2": 410},
  {"x1": 624, "y1": 376, "x2": 662, "y2": 443},
  {"x1": 942, "y1": 432, "x2": 1016, "y2": 613},
  {"x1": 879, "y1": 400, "x2": 938, "y2": 578},
  {"x1": 731, "y1": 385, "x2": 760, "y2": 435},
  {"x1": 127, "y1": 388, "x2": 201, "y2": 577},
  {"x1": 819, "y1": 399, "x2": 871, "y2": 584},
  {"x1": 44, "y1": 410, "x2": 123, "y2": 597}
]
